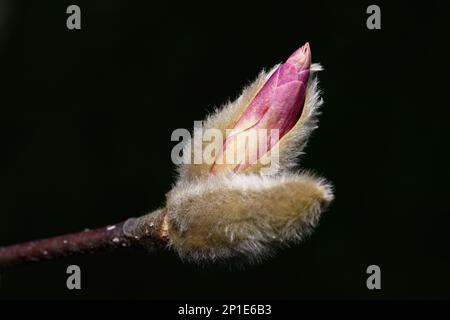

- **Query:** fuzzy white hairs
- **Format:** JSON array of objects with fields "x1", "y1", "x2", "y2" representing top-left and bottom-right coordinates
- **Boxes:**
[{"x1": 156, "y1": 44, "x2": 334, "y2": 264}]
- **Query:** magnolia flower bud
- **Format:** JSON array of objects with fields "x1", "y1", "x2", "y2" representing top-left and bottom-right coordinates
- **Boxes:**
[
  {"x1": 178, "y1": 44, "x2": 324, "y2": 180},
  {"x1": 211, "y1": 43, "x2": 311, "y2": 173},
  {"x1": 160, "y1": 43, "x2": 333, "y2": 263}
]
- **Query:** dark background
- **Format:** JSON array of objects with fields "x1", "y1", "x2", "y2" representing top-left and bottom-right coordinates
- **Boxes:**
[{"x1": 0, "y1": 0, "x2": 449, "y2": 299}]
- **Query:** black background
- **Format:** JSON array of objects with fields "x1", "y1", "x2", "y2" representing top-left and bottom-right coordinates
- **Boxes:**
[{"x1": 0, "y1": 0, "x2": 449, "y2": 299}]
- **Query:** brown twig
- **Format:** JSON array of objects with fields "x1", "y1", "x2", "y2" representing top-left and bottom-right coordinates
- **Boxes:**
[{"x1": 0, "y1": 209, "x2": 168, "y2": 268}]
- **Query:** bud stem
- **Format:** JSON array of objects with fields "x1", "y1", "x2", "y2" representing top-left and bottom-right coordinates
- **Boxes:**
[{"x1": 0, "y1": 210, "x2": 168, "y2": 268}]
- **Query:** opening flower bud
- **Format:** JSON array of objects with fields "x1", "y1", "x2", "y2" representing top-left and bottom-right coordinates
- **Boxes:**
[
  {"x1": 168, "y1": 41, "x2": 332, "y2": 264},
  {"x1": 211, "y1": 43, "x2": 311, "y2": 173}
]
